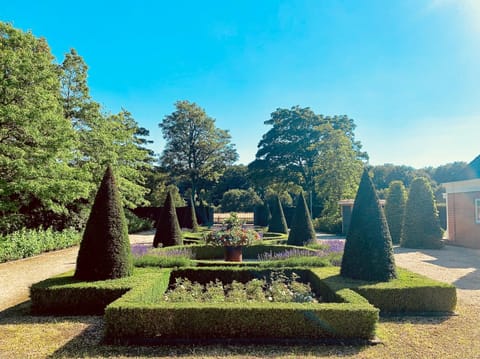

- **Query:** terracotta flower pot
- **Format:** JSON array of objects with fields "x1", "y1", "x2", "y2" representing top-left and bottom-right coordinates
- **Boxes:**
[{"x1": 224, "y1": 245, "x2": 243, "y2": 262}]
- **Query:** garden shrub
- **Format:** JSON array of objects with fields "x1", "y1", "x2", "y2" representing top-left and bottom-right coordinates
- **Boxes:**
[
  {"x1": 183, "y1": 196, "x2": 199, "y2": 232},
  {"x1": 313, "y1": 215, "x2": 342, "y2": 234},
  {"x1": 0, "y1": 228, "x2": 80, "y2": 263},
  {"x1": 287, "y1": 192, "x2": 316, "y2": 246},
  {"x1": 75, "y1": 165, "x2": 133, "y2": 281},
  {"x1": 153, "y1": 191, "x2": 183, "y2": 247},
  {"x1": 254, "y1": 201, "x2": 271, "y2": 226},
  {"x1": 401, "y1": 177, "x2": 444, "y2": 249},
  {"x1": 268, "y1": 195, "x2": 288, "y2": 234},
  {"x1": 384, "y1": 180, "x2": 407, "y2": 244},
  {"x1": 340, "y1": 169, "x2": 397, "y2": 282},
  {"x1": 125, "y1": 210, "x2": 153, "y2": 234}
]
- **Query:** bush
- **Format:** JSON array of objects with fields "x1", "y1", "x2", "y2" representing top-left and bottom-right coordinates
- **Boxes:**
[
  {"x1": 313, "y1": 216, "x2": 342, "y2": 234},
  {"x1": 125, "y1": 210, "x2": 153, "y2": 234},
  {"x1": 340, "y1": 169, "x2": 397, "y2": 282},
  {"x1": 253, "y1": 202, "x2": 271, "y2": 226},
  {"x1": 268, "y1": 196, "x2": 288, "y2": 234},
  {"x1": 384, "y1": 181, "x2": 407, "y2": 244},
  {"x1": 0, "y1": 228, "x2": 80, "y2": 263},
  {"x1": 220, "y1": 188, "x2": 262, "y2": 212},
  {"x1": 153, "y1": 191, "x2": 183, "y2": 248},
  {"x1": 75, "y1": 165, "x2": 133, "y2": 281},
  {"x1": 287, "y1": 192, "x2": 316, "y2": 246},
  {"x1": 401, "y1": 177, "x2": 444, "y2": 249},
  {"x1": 183, "y1": 196, "x2": 199, "y2": 232}
]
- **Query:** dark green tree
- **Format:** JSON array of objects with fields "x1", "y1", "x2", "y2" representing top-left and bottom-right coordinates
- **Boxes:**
[
  {"x1": 74, "y1": 165, "x2": 133, "y2": 280},
  {"x1": 401, "y1": 177, "x2": 444, "y2": 249},
  {"x1": 159, "y1": 100, "x2": 238, "y2": 199},
  {"x1": 287, "y1": 192, "x2": 316, "y2": 245},
  {"x1": 340, "y1": 169, "x2": 397, "y2": 281},
  {"x1": 384, "y1": 181, "x2": 407, "y2": 244},
  {"x1": 254, "y1": 201, "x2": 271, "y2": 227},
  {"x1": 268, "y1": 196, "x2": 288, "y2": 234},
  {"x1": 153, "y1": 191, "x2": 183, "y2": 247},
  {"x1": 185, "y1": 196, "x2": 199, "y2": 232},
  {"x1": 220, "y1": 188, "x2": 262, "y2": 212}
]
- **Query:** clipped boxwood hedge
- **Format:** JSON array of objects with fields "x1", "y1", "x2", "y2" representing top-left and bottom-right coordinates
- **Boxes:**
[
  {"x1": 314, "y1": 267, "x2": 457, "y2": 314},
  {"x1": 104, "y1": 267, "x2": 378, "y2": 343}
]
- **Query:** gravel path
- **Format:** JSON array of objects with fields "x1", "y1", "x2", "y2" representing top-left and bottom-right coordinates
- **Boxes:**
[{"x1": 0, "y1": 232, "x2": 478, "y2": 311}]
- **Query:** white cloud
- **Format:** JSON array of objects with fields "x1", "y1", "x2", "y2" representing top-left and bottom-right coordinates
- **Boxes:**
[{"x1": 427, "y1": 0, "x2": 480, "y2": 32}]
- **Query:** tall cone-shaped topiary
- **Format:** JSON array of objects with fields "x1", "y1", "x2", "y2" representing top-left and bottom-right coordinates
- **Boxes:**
[
  {"x1": 385, "y1": 181, "x2": 407, "y2": 244},
  {"x1": 340, "y1": 169, "x2": 397, "y2": 281},
  {"x1": 74, "y1": 165, "x2": 133, "y2": 281},
  {"x1": 153, "y1": 191, "x2": 183, "y2": 247},
  {"x1": 287, "y1": 192, "x2": 316, "y2": 246},
  {"x1": 185, "y1": 196, "x2": 199, "y2": 232},
  {"x1": 268, "y1": 195, "x2": 288, "y2": 234},
  {"x1": 401, "y1": 177, "x2": 444, "y2": 249},
  {"x1": 255, "y1": 201, "x2": 271, "y2": 226}
]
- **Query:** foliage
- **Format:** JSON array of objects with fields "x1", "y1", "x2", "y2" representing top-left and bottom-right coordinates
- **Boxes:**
[
  {"x1": 254, "y1": 201, "x2": 271, "y2": 226},
  {"x1": 0, "y1": 23, "x2": 91, "y2": 232},
  {"x1": 384, "y1": 181, "x2": 407, "y2": 244},
  {"x1": 287, "y1": 192, "x2": 316, "y2": 246},
  {"x1": 401, "y1": 177, "x2": 444, "y2": 249},
  {"x1": 75, "y1": 165, "x2": 133, "y2": 280},
  {"x1": 268, "y1": 195, "x2": 289, "y2": 234},
  {"x1": 209, "y1": 165, "x2": 252, "y2": 205},
  {"x1": 204, "y1": 213, "x2": 260, "y2": 246},
  {"x1": 159, "y1": 100, "x2": 238, "y2": 199},
  {"x1": 0, "y1": 228, "x2": 80, "y2": 263},
  {"x1": 153, "y1": 191, "x2": 183, "y2": 248},
  {"x1": 314, "y1": 124, "x2": 364, "y2": 218},
  {"x1": 145, "y1": 168, "x2": 185, "y2": 206},
  {"x1": 184, "y1": 196, "x2": 199, "y2": 231},
  {"x1": 313, "y1": 215, "x2": 342, "y2": 234},
  {"x1": 124, "y1": 210, "x2": 153, "y2": 234},
  {"x1": 220, "y1": 188, "x2": 262, "y2": 212},
  {"x1": 340, "y1": 169, "x2": 397, "y2": 281},
  {"x1": 163, "y1": 272, "x2": 318, "y2": 303}
]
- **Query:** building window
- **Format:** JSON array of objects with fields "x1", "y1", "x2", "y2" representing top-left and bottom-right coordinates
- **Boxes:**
[{"x1": 476, "y1": 199, "x2": 480, "y2": 224}]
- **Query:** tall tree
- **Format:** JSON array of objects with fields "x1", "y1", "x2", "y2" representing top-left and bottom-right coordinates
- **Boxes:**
[
  {"x1": 384, "y1": 181, "x2": 407, "y2": 244},
  {"x1": 0, "y1": 22, "x2": 90, "y2": 232},
  {"x1": 249, "y1": 106, "x2": 366, "y2": 208},
  {"x1": 159, "y1": 100, "x2": 238, "y2": 199},
  {"x1": 341, "y1": 169, "x2": 397, "y2": 281}
]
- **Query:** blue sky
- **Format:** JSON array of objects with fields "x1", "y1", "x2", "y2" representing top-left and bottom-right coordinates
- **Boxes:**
[{"x1": 2, "y1": 0, "x2": 479, "y2": 168}]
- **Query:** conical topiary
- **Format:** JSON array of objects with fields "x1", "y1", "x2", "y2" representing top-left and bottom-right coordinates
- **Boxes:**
[
  {"x1": 185, "y1": 196, "x2": 199, "y2": 232},
  {"x1": 254, "y1": 201, "x2": 271, "y2": 226},
  {"x1": 268, "y1": 196, "x2": 288, "y2": 234},
  {"x1": 385, "y1": 181, "x2": 407, "y2": 244},
  {"x1": 74, "y1": 165, "x2": 133, "y2": 281},
  {"x1": 340, "y1": 169, "x2": 397, "y2": 281},
  {"x1": 153, "y1": 191, "x2": 183, "y2": 247},
  {"x1": 287, "y1": 192, "x2": 316, "y2": 246},
  {"x1": 401, "y1": 177, "x2": 444, "y2": 249}
]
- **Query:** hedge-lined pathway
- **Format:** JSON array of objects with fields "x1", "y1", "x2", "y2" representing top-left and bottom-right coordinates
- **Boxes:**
[{"x1": 1, "y1": 231, "x2": 479, "y2": 312}]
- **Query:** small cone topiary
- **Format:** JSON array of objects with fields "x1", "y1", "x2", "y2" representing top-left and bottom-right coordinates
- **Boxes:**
[
  {"x1": 384, "y1": 181, "x2": 407, "y2": 244},
  {"x1": 74, "y1": 165, "x2": 133, "y2": 281},
  {"x1": 287, "y1": 192, "x2": 316, "y2": 246},
  {"x1": 255, "y1": 201, "x2": 271, "y2": 226},
  {"x1": 268, "y1": 195, "x2": 288, "y2": 234},
  {"x1": 340, "y1": 169, "x2": 397, "y2": 281},
  {"x1": 153, "y1": 191, "x2": 183, "y2": 247},
  {"x1": 401, "y1": 177, "x2": 444, "y2": 249},
  {"x1": 184, "y1": 196, "x2": 199, "y2": 232}
]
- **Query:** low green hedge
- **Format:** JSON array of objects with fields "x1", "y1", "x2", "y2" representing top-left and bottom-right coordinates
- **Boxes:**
[
  {"x1": 30, "y1": 268, "x2": 167, "y2": 315},
  {"x1": 314, "y1": 267, "x2": 457, "y2": 314},
  {"x1": 104, "y1": 267, "x2": 378, "y2": 343}
]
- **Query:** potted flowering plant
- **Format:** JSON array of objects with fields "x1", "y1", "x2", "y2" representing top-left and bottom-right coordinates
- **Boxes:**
[{"x1": 204, "y1": 213, "x2": 260, "y2": 261}]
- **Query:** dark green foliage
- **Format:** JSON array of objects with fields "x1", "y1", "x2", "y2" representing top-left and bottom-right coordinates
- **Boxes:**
[
  {"x1": 384, "y1": 181, "x2": 407, "y2": 244},
  {"x1": 313, "y1": 216, "x2": 342, "y2": 234},
  {"x1": 268, "y1": 196, "x2": 288, "y2": 234},
  {"x1": 287, "y1": 192, "x2": 316, "y2": 246},
  {"x1": 184, "y1": 196, "x2": 199, "y2": 232},
  {"x1": 340, "y1": 169, "x2": 397, "y2": 282},
  {"x1": 75, "y1": 166, "x2": 133, "y2": 281},
  {"x1": 254, "y1": 201, "x2": 271, "y2": 226},
  {"x1": 125, "y1": 210, "x2": 153, "y2": 234},
  {"x1": 401, "y1": 177, "x2": 444, "y2": 249},
  {"x1": 153, "y1": 191, "x2": 183, "y2": 247},
  {"x1": 318, "y1": 267, "x2": 456, "y2": 314}
]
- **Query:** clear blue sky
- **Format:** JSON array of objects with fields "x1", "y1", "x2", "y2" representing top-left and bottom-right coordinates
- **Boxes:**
[{"x1": 3, "y1": 0, "x2": 479, "y2": 168}]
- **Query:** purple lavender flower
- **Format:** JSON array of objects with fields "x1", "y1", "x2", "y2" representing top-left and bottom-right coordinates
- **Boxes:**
[
  {"x1": 131, "y1": 244, "x2": 150, "y2": 258},
  {"x1": 318, "y1": 239, "x2": 345, "y2": 253}
]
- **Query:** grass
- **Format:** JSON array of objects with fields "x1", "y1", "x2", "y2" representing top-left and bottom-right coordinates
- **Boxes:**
[{"x1": 0, "y1": 301, "x2": 478, "y2": 358}]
